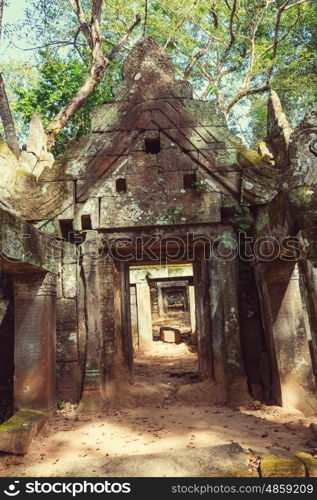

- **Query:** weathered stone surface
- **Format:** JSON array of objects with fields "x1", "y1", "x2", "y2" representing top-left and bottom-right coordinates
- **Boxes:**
[
  {"x1": 56, "y1": 298, "x2": 77, "y2": 338},
  {"x1": 99, "y1": 189, "x2": 221, "y2": 229},
  {"x1": 56, "y1": 361, "x2": 81, "y2": 403},
  {"x1": 25, "y1": 112, "x2": 46, "y2": 158},
  {"x1": 61, "y1": 244, "x2": 77, "y2": 298},
  {"x1": 14, "y1": 273, "x2": 56, "y2": 415},
  {"x1": 260, "y1": 450, "x2": 305, "y2": 477},
  {"x1": 73, "y1": 199, "x2": 99, "y2": 230},
  {"x1": 136, "y1": 283, "x2": 153, "y2": 350},
  {"x1": 257, "y1": 262, "x2": 317, "y2": 414},
  {"x1": 160, "y1": 327, "x2": 181, "y2": 343},
  {"x1": 288, "y1": 105, "x2": 317, "y2": 189},
  {"x1": 0, "y1": 207, "x2": 58, "y2": 274},
  {"x1": 33, "y1": 150, "x2": 55, "y2": 180},
  {"x1": 18, "y1": 150, "x2": 38, "y2": 173},
  {"x1": 14, "y1": 173, "x2": 75, "y2": 221},
  {"x1": 0, "y1": 409, "x2": 47, "y2": 455},
  {"x1": 67, "y1": 443, "x2": 256, "y2": 477}
]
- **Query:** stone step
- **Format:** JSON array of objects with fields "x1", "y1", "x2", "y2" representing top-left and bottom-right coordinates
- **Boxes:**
[
  {"x1": 65, "y1": 443, "x2": 317, "y2": 477},
  {"x1": 0, "y1": 409, "x2": 47, "y2": 455}
]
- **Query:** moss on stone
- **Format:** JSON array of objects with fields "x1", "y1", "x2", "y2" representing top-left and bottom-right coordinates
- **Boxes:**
[
  {"x1": 290, "y1": 186, "x2": 317, "y2": 209},
  {"x1": 261, "y1": 453, "x2": 305, "y2": 477},
  {"x1": 238, "y1": 149, "x2": 270, "y2": 168},
  {"x1": 0, "y1": 409, "x2": 47, "y2": 433},
  {"x1": 0, "y1": 139, "x2": 18, "y2": 160},
  {"x1": 295, "y1": 452, "x2": 317, "y2": 477},
  {"x1": 91, "y1": 104, "x2": 119, "y2": 132}
]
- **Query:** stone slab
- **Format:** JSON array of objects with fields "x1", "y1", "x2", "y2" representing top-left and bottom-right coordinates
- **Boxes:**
[
  {"x1": 0, "y1": 409, "x2": 47, "y2": 455},
  {"x1": 160, "y1": 327, "x2": 181, "y2": 343},
  {"x1": 67, "y1": 443, "x2": 256, "y2": 477},
  {"x1": 260, "y1": 450, "x2": 306, "y2": 477}
]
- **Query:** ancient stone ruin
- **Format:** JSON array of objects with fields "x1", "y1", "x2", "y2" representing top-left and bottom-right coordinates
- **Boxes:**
[{"x1": 0, "y1": 37, "x2": 317, "y2": 448}]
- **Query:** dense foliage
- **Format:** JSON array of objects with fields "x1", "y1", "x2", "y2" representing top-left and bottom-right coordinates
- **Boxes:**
[{"x1": 13, "y1": 55, "x2": 121, "y2": 154}]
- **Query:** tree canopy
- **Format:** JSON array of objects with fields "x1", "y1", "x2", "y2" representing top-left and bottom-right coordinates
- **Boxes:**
[{"x1": 0, "y1": 0, "x2": 316, "y2": 154}]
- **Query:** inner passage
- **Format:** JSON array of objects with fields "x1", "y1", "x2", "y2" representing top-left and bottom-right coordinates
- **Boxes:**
[{"x1": 129, "y1": 263, "x2": 199, "y2": 392}]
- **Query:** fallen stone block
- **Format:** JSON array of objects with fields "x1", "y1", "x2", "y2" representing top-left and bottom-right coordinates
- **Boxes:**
[
  {"x1": 260, "y1": 449, "x2": 306, "y2": 477},
  {"x1": 160, "y1": 327, "x2": 181, "y2": 343},
  {"x1": 0, "y1": 409, "x2": 48, "y2": 455},
  {"x1": 68, "y1": 443, "x2": 258, "y2": 477}
]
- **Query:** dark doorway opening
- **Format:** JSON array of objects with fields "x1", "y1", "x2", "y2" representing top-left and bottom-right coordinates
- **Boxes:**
[
  {"x1": 128, "y1": 263, "x2": 199, "y2": 395},
  {"x1": 0, "y1": 273, "x2": 14, "y2": 424}
]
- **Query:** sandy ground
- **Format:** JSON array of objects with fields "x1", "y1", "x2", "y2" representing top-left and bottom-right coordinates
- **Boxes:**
[{"x1": 0, "y1": 342, "x2": 315, "y2": 477}]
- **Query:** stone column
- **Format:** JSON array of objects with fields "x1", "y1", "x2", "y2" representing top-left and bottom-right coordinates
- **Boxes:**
[
  {"x1": 258, "y1": 261, "x2": 317, "y2": 415},
  {"x1": 301, "y1": 258, "x2": 317, "y2": 374},
  {"x1": 188, "y1": 284, "x2": 196, "y2": 343},
  {"x1": 130, "y1": 285, "x2": 139, "y2": 349},
  {"x1": 136, "y1": 282, "x2": 153, "y2": 350},
  {"x1": 99, "y1": 256, "x2": 131, "y2": 401},
  {"x1": 208, "y1": 254, "x2": 248, "y2": 405},
  {"x1": 119, "y1": 262, "x2": 133, "y2": 382},
  {"x1": 14, "y1": 272, "x2": 56, "y2": 415},
  {"x1": 81, "y1": 255, "x2": 102, "y2": 407},
  {"x1": 182, "y1": 286, "x2": 189, "y2": 311},
  {"x1": 157, "y1": 284, "x2": 164, "y2": 317},
  {"x1": 162, "y1": 288, "x2": 169, "y2": 314},
  {"x1": 193, "y1": 257, "x2": 213, "y2": 378},
  {"x1": 78, "y1": 234, "x2": 106, "y2": 408}
]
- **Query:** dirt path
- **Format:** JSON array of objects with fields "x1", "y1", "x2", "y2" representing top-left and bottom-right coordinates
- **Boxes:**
[{"x1": 0, "y1": 343, "x2": 314, "y2": 477}]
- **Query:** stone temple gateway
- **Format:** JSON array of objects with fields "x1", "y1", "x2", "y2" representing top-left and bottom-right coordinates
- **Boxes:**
[{"x1": 1, "y1": 37, "x2": 317, "y2": 438}]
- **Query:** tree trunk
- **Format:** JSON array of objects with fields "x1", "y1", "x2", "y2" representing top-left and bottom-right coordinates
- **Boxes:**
[
  {"x1": 0, "y1": 74, "x2": 20, "y2": 157},
  {"x1": 45, "y1": 59, "x2": 106, "y2": 150},
  {"x1": 45, "y1": 12, "x2": 141, "y2": 151}
]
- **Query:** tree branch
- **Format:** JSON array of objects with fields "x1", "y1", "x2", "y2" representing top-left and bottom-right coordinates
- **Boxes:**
[
  {"x1": 143, "y1": 0, "x2": 148, "y2": 36},
  {"x1": 184, "y1": 37, "x2": 212, "y2": 78},
  {"x1": 163, "y1": 17, "x2": 185, "y2": 50},
  {"x1": 210, "y1": 3, "x2": 218, "y2": 28},
  {"x1": 11, "y1": 40, "x2": 85, "y2": 51},
  {"x1": 45, "y1": 11, "x2": 141, "y2": 150},
  {"x1": 69, "y1": 0, "x2": 93, "y2": 49},
  {"x1": 266, "y1": 0, "x2": 310, "y2": 84},
  {"x1": 284, "y1": 0, "x2": 312, "y2": 9},
  {"x1": 216, "y1": 0, "x2": 239, "y2": 75},
  {"x1": 260, "y1": 9, "x2": 301, "y2": 58},
  {"x1": 226, "y1": 85, "x2": 270, "y2": 114}
]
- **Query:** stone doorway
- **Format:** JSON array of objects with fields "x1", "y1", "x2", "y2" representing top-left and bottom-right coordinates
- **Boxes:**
[
  {"x1": 129, "y1": 263, "x2": 196, "y2": 349},
  {"x1": 128, "y1": 263, "x2": 199, "y2": 401},
  {"x1": 81, "y1": 230, "x2": 250, "y2": 408}
]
